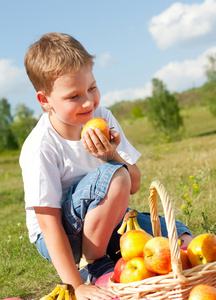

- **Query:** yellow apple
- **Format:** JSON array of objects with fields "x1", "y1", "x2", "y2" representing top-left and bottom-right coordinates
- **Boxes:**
[
  {"x1": 144, "y1": 237, "x2": 172, "y2": 275},
  {"x1": 188, "y1": 284, "x2": 216, "y2": 300},
  {"x1": 81, "y1": 117, "x2": 111, "y2": 141},
  {"x1": 187, "y1": 233, "x2": 216, "y2": 267},
  {"x1": 120, "y1": 230, "x2": 153, "y2": 261},
  {"x1": 180, "y1": 248, "x2": 191, "y2": 270},
  {"x1": 120, "y1": 257, "x2": 156, "y2": 283}
]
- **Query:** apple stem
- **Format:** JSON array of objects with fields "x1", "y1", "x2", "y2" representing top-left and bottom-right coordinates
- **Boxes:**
[{"x1": 115, "y1": 249, "x2": 121, "y2": 254}]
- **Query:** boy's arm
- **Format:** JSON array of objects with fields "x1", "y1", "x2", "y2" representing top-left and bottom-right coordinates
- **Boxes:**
[{"x1": 34, "y1": 206, "x2": 116, "y2": 300}]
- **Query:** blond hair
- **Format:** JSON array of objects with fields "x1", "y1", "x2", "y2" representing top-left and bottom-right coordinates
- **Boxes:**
[{"x1": 24, "y1": 32, "x2": 95, "y2": 96}]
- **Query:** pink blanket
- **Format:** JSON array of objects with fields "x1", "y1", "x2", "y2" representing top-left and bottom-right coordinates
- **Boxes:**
[{"x1": 91, "y1": 272, "x2": 119, "y2": 299}]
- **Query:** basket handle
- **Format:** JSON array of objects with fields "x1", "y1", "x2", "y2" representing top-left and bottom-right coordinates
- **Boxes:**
[{"x1": 148, "y1": 180, "x2": 188, "y2": 282}]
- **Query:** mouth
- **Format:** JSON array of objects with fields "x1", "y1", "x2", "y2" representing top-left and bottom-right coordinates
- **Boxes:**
[{"x1": 78, "y1": 109, "x2": 93, "y2": 116}]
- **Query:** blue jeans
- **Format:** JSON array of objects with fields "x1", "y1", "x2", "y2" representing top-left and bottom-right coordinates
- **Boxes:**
[
  {"x1": 36, "y1": 161, "x2": 126, "y2": 262},
  {"x1": 35, "y1": 161, "x2": 192, "y2": 264}
]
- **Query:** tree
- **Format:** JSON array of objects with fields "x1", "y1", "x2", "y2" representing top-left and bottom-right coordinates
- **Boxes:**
[
  {"x1": 131, "y1": 106, "x2": 143, "y2": 119},
  {"x1": 147, "y1": 78, "x2": 183, "y2": 139},
  {"x1": 205, "y1": 54, "x2": 216, "y2": 83},
  {"x1": 205, "y1": 54, "x2": 216, "y2": 117},
  {"x1": 11, "y1": 104, "x2": 38, "y2": 148},
  {"x1": 0, "y1": 98, "x2": 18, "y2": 151}
]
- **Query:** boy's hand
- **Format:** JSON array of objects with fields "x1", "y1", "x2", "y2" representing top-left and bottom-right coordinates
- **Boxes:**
[
  {"x1": 75, "y1": 283, "x2": 116, "y2": 300},
  {"x1": 82, "y1": 128, "x2": 120, "y2": 162}
]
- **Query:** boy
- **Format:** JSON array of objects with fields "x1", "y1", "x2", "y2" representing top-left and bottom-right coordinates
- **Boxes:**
[{"x1": 20, "y1": 32, "x2": 192, "y2": 300}]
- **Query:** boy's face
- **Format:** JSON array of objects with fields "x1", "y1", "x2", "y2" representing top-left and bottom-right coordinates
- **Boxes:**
[{"x1": 37, "y1": 66, "x2": 100, "y2": 139}]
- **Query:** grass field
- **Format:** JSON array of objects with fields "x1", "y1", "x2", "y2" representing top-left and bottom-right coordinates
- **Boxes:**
[{"x1": 0, "y1": 106, "x2": 216, "y2": 299}]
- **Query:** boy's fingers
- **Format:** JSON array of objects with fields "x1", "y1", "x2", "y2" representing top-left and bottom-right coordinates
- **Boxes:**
[
  {"x1": 89, "y1": 286, "x2": 116, "y2": 299},
  {"x1": 110, "y1": 130, "x2": 120, "y2": 146},
  {"x1": 76, "y1": 284, "x2": 116, "y2": 300}
]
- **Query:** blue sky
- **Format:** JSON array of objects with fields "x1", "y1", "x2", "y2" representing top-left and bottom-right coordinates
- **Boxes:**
[{"x1": 1, "y1": 0, "x2": 216, "y2": 116}]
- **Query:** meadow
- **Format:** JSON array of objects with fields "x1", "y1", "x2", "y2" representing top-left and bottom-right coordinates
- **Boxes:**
[{"x1": 0, "y1": 105, "x2": 216, "y2": 299}]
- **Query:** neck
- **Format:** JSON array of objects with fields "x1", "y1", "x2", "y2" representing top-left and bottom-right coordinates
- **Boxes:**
[{"x1": 49, "y1": 113, "x2": 82, "y2": 141}]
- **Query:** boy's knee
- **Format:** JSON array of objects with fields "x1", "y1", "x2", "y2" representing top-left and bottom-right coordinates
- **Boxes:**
[
  {"x1": 112, "y1": 166, "x2": 131, "y2": 190},
  {"x1": 116, "y1": 165, "x2": 130, "y2": 178}
]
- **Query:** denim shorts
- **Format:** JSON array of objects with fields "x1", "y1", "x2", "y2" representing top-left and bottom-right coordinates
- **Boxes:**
[
  {"x1": 35, "y1": 161, "x2": 192, "y2": 264},
  {"x1": 35, "y1": 161, "x2": 126, "y2": 263}
]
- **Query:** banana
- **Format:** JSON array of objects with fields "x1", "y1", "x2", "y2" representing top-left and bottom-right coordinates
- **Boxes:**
[
  {"x1": 56, "y1": 288, "x2": 65, "y2": 300},
  {"x1": 49, "y1": 285, "x2": 61, "y2": 298},
  {"x1": 65, "y1": 289, "x2": 70, "y2": 300},
  {"x1": 133, "y1": 216, "x2": 145, "y2": 231},
  {"x1": 39, "y1": 295, "x2": 55, "y2": 300},
  {"x1": 118, "y1": 209, "x2": 151, "y2": 235},
  {"x1": 117, "y1": 220, "x2": 127, "y2": 235},
  {"x1": 118, "y1": 210, "x2": 135, "y2": 235},
  {"x1": 58, "y1": 283, "x2": 68, "y2": 290},
  {"x1": 65, "y1": 289, "x2": 77, "y2": 300},
  {"x1": 39, "y1": 284, "x2": 71, "y2": 300},
  {"x1": 126, "y1": 217, "x2": 133, "y2": 231},
  {"x1": 70, "y1": 293, "x2": 77, "y2": 300},
  {"x1": 71, "y1": 295, "x2": 77, "y2": 300},
  {"x1": 39, "y1": 296, "x2": 50, "y2": 300}
]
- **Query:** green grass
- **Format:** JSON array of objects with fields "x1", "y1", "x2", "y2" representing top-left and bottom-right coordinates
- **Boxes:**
[
  {"x1": 0, "y1": 152, "x2": 60, "y2": 299},
  {"x1": 1, "y1": 106, "x2": 216, "y2": 299}
]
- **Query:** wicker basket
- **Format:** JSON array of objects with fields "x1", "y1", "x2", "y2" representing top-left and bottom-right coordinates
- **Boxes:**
[{"x1": 108, "y1": 180, "x2": 216, "y2": 300}]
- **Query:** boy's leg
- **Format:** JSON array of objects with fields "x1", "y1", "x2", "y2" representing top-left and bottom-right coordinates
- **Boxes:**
[
  {"x1": 82, "y1": 166, "x2": 130, "y2": 261},
  {"x1": 61, "y1": 162, "x2": 131, "y2": 281}
]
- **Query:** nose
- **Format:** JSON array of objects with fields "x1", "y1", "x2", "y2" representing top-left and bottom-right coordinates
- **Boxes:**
[{"x1": 82, "y1": 95, "x2": 93, "y2": 108}]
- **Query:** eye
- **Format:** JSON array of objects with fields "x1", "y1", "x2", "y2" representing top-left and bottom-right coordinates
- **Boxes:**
[
  {"x1": 69, "y1": 94, "x2": 78, "y2": 100},
  {"x1": 88, "y1": 85, "x2": 97, "y2": 92}
]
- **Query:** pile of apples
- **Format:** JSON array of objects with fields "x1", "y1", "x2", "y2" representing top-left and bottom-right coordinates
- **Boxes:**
[{"x1": 113, "y1": 210, "x2": 216, "y2": 285}]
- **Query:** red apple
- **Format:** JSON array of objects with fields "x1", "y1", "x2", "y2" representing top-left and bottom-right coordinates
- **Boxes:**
[
  {"x1": 187, "y1": 233, "x2": 216, "y2": 267},
  {"x1": 81, "y1": 117, "x2": 111, "y2": 141},
  {"x1": 113, "y1": 257, "x2": 126, "y2": 283},
  {"x1": 144, "y1": 237, "x2": 172, "y2": 275},
  {"x1": 188, "y1": 284, "x2": 216, "y2": 300},
  {"x1": 120, "y1": 230, "x2": 153, "y2": 261},
  {"x1": 120, "y1": 257, "x2": 156, "y2": 283},
  {"x1": 180, "y1": 249, "x2": 191, "y2": 270}
]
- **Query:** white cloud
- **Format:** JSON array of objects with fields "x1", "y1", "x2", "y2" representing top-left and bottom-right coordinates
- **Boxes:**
[
  {"x1": 0, "y1": 59, "x2": 32, "y2": 95},
  {"x1": 101, "y1": 46, "x2": 216, "y2": 107},
  {"x1": 96, "y1": 52, "x2": 118, "y2": 68},
  {"x1": 100, "y1": 82, "x2": 152, "y2": 107},
  {"x1": 153, "y1": 46, "x2": 216, "y2": 91},
  {"x1": 0, "y1": 59, "x2": 38, "y2": 113},
  {"x1": 148, "y1": 0, "x2": 216, "y2": 49}
]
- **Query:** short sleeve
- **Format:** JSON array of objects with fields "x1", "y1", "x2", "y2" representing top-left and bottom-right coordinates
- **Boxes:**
[{"x1": 21, "y1": 145, "x2": 62, "y2": 210}]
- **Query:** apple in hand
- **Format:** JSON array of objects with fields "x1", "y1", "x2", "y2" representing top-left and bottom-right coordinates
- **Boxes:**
[
  {"x1": 187, "y1": 233, "x2": 216, "y2": 267},
  {"x1": 120, "y1": 230, "x2": 153, "y2": 261},
  {"x1": 120, "y1": 257, "x2": 156, "y2": 283},
  {"x1": 144, "y1": 237, "x2": 172, "y2": 275},
  {"x1": 114, "y1": 257, "x2": 126, "y2": 283},
  {"x1": 81, "y1": 117, "x2": 111, "y2": 141},
  {"x1": 188, "y1": 284, "x2": 216, "y2": 300}
]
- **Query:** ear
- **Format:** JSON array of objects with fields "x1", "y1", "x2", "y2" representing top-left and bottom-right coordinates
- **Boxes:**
[{"x1": 36, "y1": 91, "x2": 53, "y2": 110}]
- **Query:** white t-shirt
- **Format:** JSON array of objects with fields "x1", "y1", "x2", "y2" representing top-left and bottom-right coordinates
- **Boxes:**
[{"x1": 19, "y1": 106, "x2": 141, "y2": 243}]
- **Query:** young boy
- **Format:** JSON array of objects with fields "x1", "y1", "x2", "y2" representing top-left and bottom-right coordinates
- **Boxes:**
[{"x1": 20, "y1": 32, "x2": 192, "y2": 300}]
